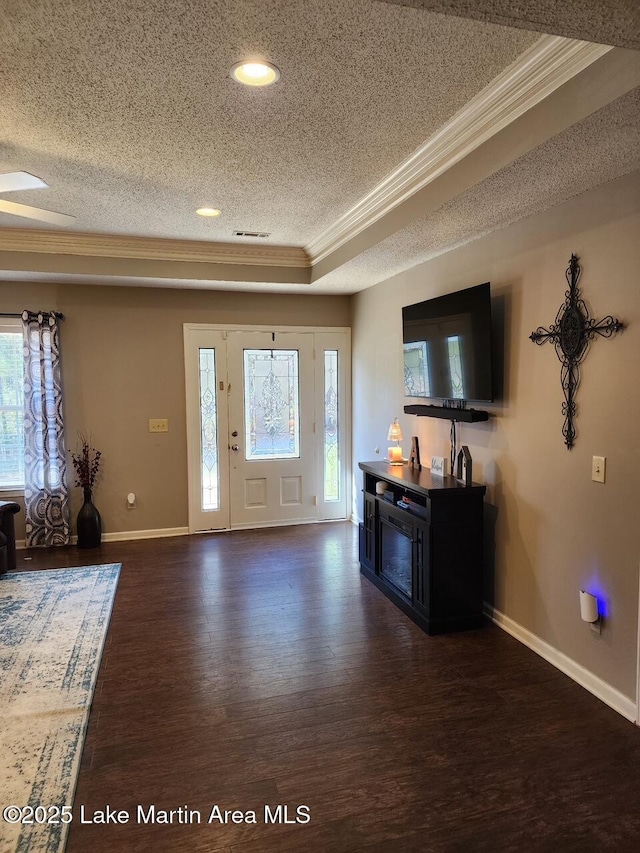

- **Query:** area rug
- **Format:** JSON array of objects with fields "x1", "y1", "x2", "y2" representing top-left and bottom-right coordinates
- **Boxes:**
[{"x1": 0, "y1": 564, "x2": 120, "y2": 853}]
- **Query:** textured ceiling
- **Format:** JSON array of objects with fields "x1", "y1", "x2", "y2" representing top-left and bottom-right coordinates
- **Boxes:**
[
  {"x1": 0, "y1": 0, "x2": 638, "y2": 294},
  {"x1": 379, "y1": 0, "x2": 640, "y2": 50},
  {"x1": 316, "y1": 87, "x2": 640, "y2": 291},
  {"x1": 0, "y1": 0, "x2": 535, "y2": 243}
]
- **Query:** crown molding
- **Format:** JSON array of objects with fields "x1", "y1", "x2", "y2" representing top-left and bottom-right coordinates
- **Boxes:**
[
  {"x1": 306, "y1": 35, "x2": 612, "y2": 265},
  {"x1": 0, "y1": 228, "x2": 311, "y2": 269}
]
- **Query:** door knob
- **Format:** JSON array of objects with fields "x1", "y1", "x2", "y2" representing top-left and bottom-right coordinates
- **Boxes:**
[
  {"x1": 231, "y1": 444, "x2": 239, "y2": 452},
  {"x1": 231, "y1": 430, "x2": 238, "y2": 437}
]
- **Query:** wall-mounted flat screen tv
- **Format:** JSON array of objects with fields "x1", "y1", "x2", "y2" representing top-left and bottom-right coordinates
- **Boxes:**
[{"x1": 402, "y1": 282, "x2": 493, "y2": 403}]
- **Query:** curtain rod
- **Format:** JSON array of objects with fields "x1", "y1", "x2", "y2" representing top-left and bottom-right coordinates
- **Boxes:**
[{"x1": 0, "y1": 311, "x2": 65, "y2": 320}]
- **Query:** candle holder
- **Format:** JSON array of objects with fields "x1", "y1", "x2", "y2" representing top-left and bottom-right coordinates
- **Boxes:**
[{"x1": 387, "y1": 418, "x2": 404, "y2": 465}]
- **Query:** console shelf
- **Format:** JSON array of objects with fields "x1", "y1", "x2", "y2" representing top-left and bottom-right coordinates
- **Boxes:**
[
  {"x1": 404, "y1": 404, "x2": 489, "y2": 422},
  {"x1": 358, "y1": 461, "x2": 486, "y2": 635}
]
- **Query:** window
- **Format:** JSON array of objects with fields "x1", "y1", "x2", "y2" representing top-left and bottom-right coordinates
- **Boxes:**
[{"x1": 0, "y1": 320, "x2": 24, "y2": 490}]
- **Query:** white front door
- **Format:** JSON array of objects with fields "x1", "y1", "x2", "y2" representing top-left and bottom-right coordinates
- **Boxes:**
[
  {"x1": 226, "y1": 330, "x2": 316, "y2": 528},
  {"x1": 184, "y1": 325, "x2": 350, "y2": 533}
]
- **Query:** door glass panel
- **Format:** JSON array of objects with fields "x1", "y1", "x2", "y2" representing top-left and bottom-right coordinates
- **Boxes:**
[
  {"x1": 243, "y1": 349, "x2": 300, "y2": 460},
  {"x1": 199, "y1": 348, "x2": 219, "y2": 510},
  {"x1": 324, "y1": 350, "x2": 339, "y2": 501}
]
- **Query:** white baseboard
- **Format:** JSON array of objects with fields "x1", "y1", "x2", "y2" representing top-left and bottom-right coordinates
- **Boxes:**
[
  {"x1": 15, "y1": 526, "x2": 189, "y2": 550},
  {"x1": 100, "y1": 526, "x2": 189, "y2": 542},
  {"x1": 228, "y1": 517, "x2": 317, "y2": 531},
  {"x1": 486, "y1": 603, "x2": 637, "y2": 723}
]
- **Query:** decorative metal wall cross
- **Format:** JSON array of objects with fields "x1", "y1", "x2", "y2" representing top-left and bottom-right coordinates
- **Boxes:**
[{"x1": 529, "y1": 254, "x2": 624, "y2": 450}]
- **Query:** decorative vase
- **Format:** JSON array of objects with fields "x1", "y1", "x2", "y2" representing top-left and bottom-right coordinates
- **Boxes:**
[{"x1": 77, "y1": 488, "x2": 102, "y2": 548}]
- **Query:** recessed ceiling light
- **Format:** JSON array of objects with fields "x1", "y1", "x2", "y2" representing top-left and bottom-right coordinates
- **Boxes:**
[
  {"x1": 196, "y1": 207, "x2": 221, "y2": 217},
  {"x1": 230, "y1": 60, "x2": 280, "y2": 87}
]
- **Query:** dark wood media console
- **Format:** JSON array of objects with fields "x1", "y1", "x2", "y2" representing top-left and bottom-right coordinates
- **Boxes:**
[{"x1": 358, "y1": 461, "x2": 486, "y2": 634}]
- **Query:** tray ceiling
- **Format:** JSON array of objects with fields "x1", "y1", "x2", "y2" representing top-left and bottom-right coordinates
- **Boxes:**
[{"x1": 0, "y1": 0, "x2": 638, "y2": 294}]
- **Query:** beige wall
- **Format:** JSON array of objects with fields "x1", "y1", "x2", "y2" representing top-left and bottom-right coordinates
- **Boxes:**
[
  {"x1": 351, "y1": 170, "x2": 640, "y2": 700},
  {"x1": 0, "y1": 283, "x2": 350, "y2": 539}
]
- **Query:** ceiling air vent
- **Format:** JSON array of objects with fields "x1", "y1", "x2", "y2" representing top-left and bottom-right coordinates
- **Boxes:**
[{"x1": 232, "y1": 230, "x2": 271, "y2": 238}]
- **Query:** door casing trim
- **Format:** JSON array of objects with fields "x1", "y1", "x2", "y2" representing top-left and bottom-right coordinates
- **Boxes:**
[{"x1": 183, "y1": 323, "x2": 351, "y2": 533}]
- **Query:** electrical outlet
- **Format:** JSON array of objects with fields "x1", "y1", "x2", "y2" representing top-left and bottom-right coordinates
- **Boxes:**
[
  {"x1": 149, "y1": 418, "x2": 168, "y2": 433},
  {"x1": 591, "y1": 455, "x2": 606, "y2": 483}
]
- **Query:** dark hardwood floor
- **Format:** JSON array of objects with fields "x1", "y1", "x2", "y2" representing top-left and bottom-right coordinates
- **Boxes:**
[{"x1": 15, "y1": 524, "x2": 640, "y2": 851}]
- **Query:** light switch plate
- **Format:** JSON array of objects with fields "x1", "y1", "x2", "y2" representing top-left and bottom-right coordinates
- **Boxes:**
[
  {"x1": 149, "y1": 418, "x2": 169, "y2": 433},
  {"x1": 592, "y1": 455, "x2": 605, "y2": 483}
]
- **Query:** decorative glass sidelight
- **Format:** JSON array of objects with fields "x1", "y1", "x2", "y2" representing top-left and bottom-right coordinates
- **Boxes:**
[
  {"x1": 244, "y1": 349, "x2": 300, "y2": 460},
  {"x1": 403, "y1": 340, "x2": 430, "y2": 397},
  {"x1": 447, "y1": 335, "x2": 464, "y2": 398},
  {"x1": 199, "y1": 349, "x2": 219, "y2": 510},
  {"x1": 324, "y1": 350, "x2": 339, "y2": 501}
]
